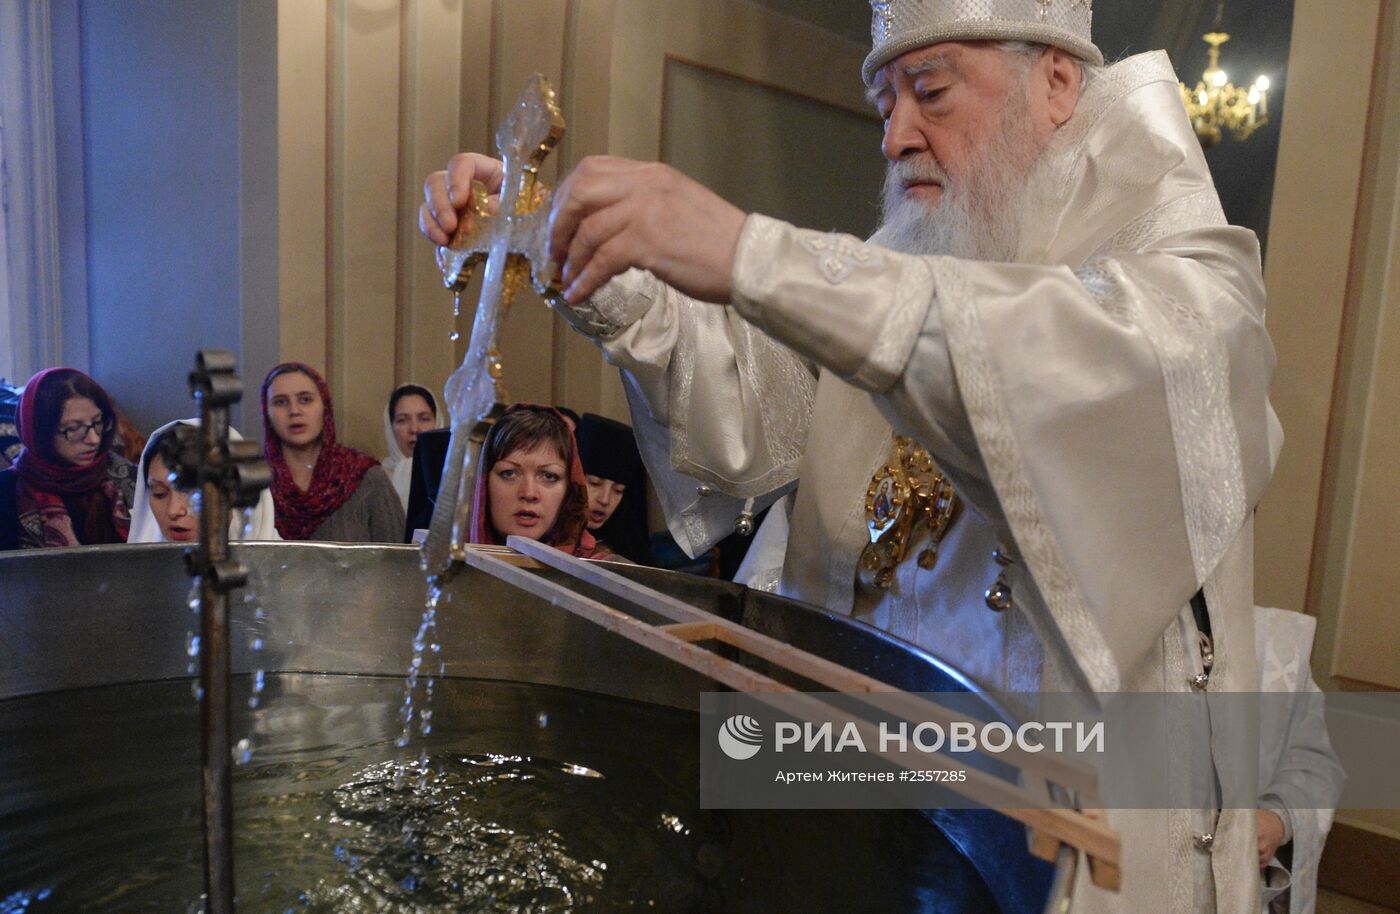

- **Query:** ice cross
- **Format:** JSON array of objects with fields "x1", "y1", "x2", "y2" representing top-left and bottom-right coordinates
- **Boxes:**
[{"x1": 424, "y1": 73, "x2": 566, "y2": 579}]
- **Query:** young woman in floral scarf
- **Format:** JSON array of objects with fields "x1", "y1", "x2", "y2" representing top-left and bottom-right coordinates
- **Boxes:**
[{"x1": 260, "y1": 362, "x2": 404, "y2": 542}]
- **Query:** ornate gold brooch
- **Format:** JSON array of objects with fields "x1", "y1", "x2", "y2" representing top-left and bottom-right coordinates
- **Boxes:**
[{"x1": 860, "y1": 435, "x2": 958, "y2": 589}]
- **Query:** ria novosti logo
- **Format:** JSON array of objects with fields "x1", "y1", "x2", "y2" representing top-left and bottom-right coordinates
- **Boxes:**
[{"x1": 717, "y1": 715, "x2": 764, "y2": 760}]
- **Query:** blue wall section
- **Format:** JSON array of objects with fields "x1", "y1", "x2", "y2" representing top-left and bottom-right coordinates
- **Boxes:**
[{"x1": 80, "y1": 0, "x2": 242, "y2": 432}]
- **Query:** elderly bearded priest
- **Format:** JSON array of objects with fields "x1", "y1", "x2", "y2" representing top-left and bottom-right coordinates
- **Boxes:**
[{"x1": 421, "y1": 2, "x2": 1279, "y2": 910}]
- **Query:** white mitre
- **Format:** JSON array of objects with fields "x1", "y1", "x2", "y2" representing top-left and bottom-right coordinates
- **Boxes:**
[{"x1": 863, "y1": 0, "x2": 1104, "y2": 85}]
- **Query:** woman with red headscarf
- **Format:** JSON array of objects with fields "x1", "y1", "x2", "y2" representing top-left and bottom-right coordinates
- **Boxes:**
[
  {"x1": 0, "y1": 368, "x2": 136, "y2": 549},
  {"x1": 470, "y1": 404, "x2": 614, "y2": 560},
  {"x1": 261, "y1": 362, "x2": 404, "y2": 542}
]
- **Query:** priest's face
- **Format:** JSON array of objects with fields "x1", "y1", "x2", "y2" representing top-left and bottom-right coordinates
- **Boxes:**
[{"x1": 870, "y1": 41, "x2": 1053, "y2": 259}]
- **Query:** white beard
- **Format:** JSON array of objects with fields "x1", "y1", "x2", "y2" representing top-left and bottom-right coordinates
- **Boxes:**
[{"x1": 871, "y1": 80, "x2": 1045, "y2": 261}]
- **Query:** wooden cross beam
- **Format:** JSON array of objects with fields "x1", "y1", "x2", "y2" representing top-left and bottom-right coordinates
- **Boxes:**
[{"x1": 461, "y1": 536, "x2": 1123, "y2": 891}]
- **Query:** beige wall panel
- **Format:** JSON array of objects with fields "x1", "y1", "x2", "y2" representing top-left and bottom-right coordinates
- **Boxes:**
[
  {"x1": 1254, "y1": 0, "x2": 1381, "y2": 613},
  {"x1": 663, "y1": 1, "x2": 870, "y2": 116},
  {"x1": 277, "y1": 0, "x2": 329, "y2": 372},
  {"x1": 1309, "y1": 0, "x2": 1400, "y2": 689},
  {"x1": 327, "y1": 0, "x2": 402, "y2": 455},
  {"x1": 1332, "y1": 241, "x2": 1400, "y2": 687},
  {"x1": 448, "y1": 0, "x2": 569, "y2": 410},
  {"x1": 397, "y1": 0, "x2": 473, "y2": 411},
  {"x1": 557, "y1": 1, "x2": 615, "y2": 175},
  {"x1": 1340, "y1": 809, "x2": 1400, "y2": 838},
  {"x1": 443, "y1": 0, "x2": 494, "y2": 409},
  {"x1": 582, "y1": 0, "x2": 868, "y2": 421},
  {"x1": 601, "y1": 0, "x2": 873, "y2": 161},
  {"x1": 661, "y1": 61, "x2": 882, "y2": 237},
  {"x1": 550, "y1": 0, "x2": 616, "y2": 419},
  {"x1": 457, "y1": 0, "x2": 493, "y2": 150},
  {"x1": 589, "y1": 0, "x2": 665, "y2": 421},
  {"x1": 604, "y1": 0, "x2": 666, "y2": 161},
  {"x1": 1329, "y1": 94, "x2": 1400, "y2": 686}
]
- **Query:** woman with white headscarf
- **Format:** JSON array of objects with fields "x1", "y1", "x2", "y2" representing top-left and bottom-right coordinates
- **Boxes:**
[
  {"x1": 382, "y1": 384, "x2": 439, "y2": 513},
  {"x1": 128, "y1": 419, "x2": 280, "y2": 543}
]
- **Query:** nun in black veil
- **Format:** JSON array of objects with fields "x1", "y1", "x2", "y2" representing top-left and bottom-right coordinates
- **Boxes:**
[{"x1": 574, "y1": 413, "x2": 652, "y2": 565}]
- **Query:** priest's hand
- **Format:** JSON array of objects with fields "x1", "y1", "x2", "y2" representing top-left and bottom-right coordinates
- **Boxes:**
[
  {"x1": 1256, "y1": 809, "x2": 1286, "y2": 867},
  {"x1": 548, "y1": 156, "x2": 746, "y2": 305},
  {"x1": 418, "y1": 152, "x2": 503, "y2": 246}
]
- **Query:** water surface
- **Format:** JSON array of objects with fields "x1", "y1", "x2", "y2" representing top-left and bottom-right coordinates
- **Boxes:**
[{"x1": 0, "y1": 675, "x2": 997, "y2": 912}]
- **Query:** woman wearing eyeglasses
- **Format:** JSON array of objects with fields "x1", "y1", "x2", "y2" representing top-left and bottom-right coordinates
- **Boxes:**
[{"x1": 0, "y1": 368, "x2": 136, "y2": 550}]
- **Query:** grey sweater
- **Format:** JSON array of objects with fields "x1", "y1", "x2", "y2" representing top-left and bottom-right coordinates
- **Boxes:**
[{"x1": 309, "y1": 465, "x2": 405, "y2": 543}]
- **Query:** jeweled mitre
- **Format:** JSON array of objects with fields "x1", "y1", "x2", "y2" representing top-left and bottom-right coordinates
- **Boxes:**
[{"x1": 863, "y1": 0, "x2": 1103, "y2": 85}]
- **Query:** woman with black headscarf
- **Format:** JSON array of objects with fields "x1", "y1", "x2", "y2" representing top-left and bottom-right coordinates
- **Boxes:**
[{"x1": 574, "y1": 413, "x2": 652, "y2": 565}]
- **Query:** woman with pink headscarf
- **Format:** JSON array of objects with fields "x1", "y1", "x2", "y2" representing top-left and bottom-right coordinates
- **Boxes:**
[
  {"x1": 260, "y1": 362, "x2": 404, "y2": 542},
  {"x1": 0, "y1": 368, "x2": 135, "y2": 549},
  {"x1": 469, "y1": 404, "x2": 614, "y2": 560}
]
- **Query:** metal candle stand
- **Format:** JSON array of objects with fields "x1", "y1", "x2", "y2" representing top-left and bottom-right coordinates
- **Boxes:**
[{"x1": 161, "y1": 349, "x2": 272, "y2": 914}]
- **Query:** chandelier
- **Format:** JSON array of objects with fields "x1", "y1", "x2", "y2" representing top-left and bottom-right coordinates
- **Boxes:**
[{"x1": 1179, "y1": 29, "x2": 1270, "y2": 148}]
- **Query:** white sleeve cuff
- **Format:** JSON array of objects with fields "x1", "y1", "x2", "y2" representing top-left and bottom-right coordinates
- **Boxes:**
[{"x1": 555, "y1": 267, "x2": 659, "y2": 339}]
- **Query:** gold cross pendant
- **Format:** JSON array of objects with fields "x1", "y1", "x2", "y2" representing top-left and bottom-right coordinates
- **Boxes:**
[{"x1": 861, "y1": 436, "x2": 958, "y2": 589}]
